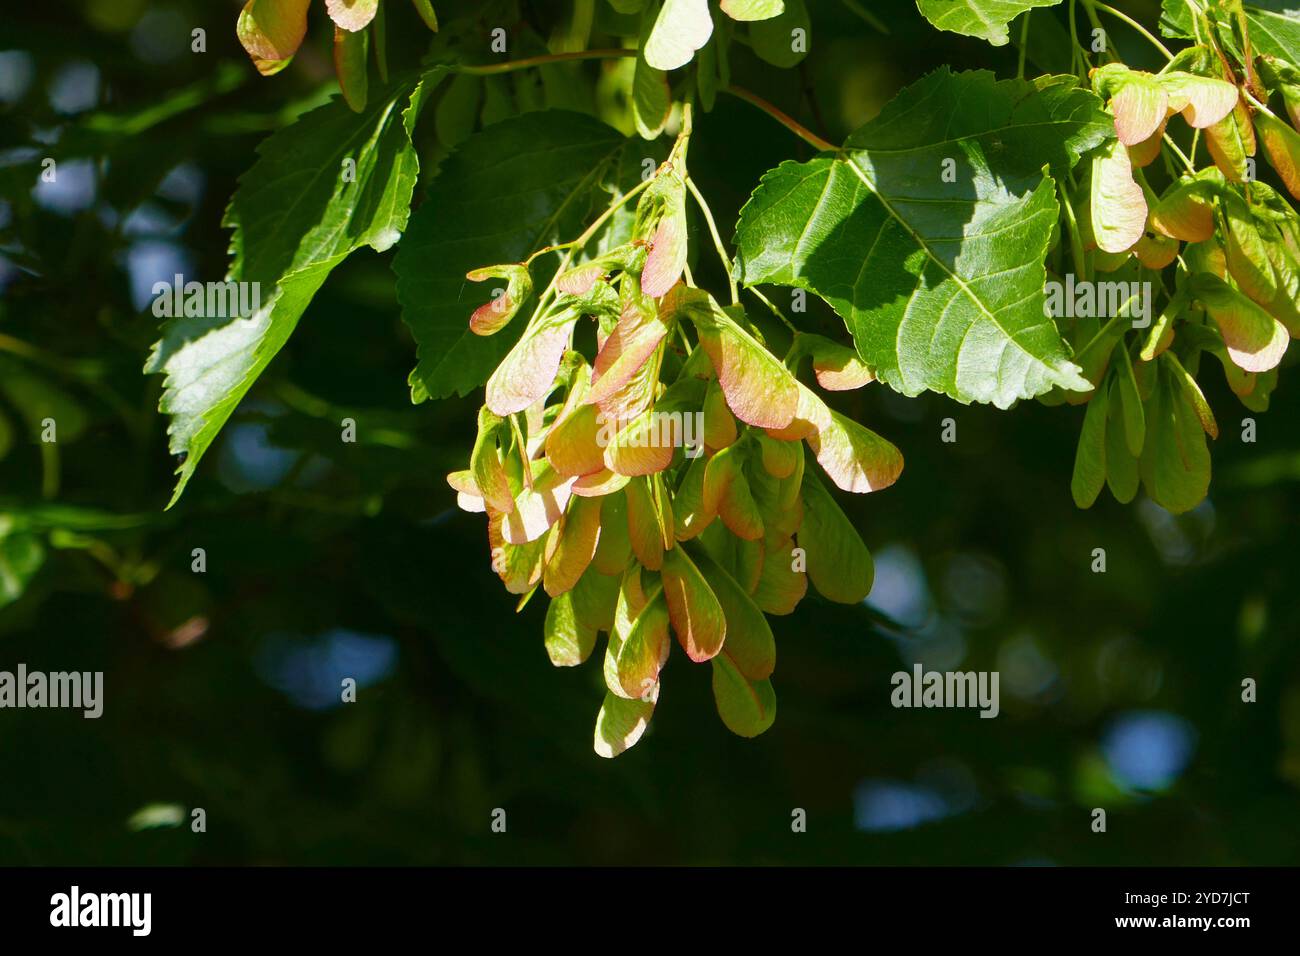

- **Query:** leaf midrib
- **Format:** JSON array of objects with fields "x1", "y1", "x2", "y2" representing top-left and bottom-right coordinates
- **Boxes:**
[{"x1": 835, "y1": 151, "x2": 1045, "y2": 374}]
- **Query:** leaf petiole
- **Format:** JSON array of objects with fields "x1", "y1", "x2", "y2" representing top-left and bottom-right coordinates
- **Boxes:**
[{"x1": 686, "y1": 176, "x2": 739, "y2": 305}]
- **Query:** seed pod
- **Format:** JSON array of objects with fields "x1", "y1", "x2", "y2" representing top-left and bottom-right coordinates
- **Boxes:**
[
  {"x1": 748, "y1": 458, "x2": 804, "y2": 552},
  {"x1": 1219, "y1": 191, "x2": 1278, "y2": 306},
  {"x1": 661, "y1": 546, "x2": 727, "y2": 662},
  {"x1": 1165, "y1": 352, "x2": 1219, "y2": 439},
  {"x1": 1150, "y1": 170, "x2": 1223, "y2": 242},
  {"x1": 409, "y1": 0, "x2": 438, "y2": 31},
  {"x1": 1258, "y1": 221, "x2": 1300, "y2": 334},
  {"x1": 625, "y1": 476, "x2": 667, "y2": 570},
  {"x1": 1158, "y1": 71, "x2": 1239, "y2": 129},
  {"x1": 332, "y1": 25, "x2": 368, "y2": 112},
  {"x1": 591, "y1": 493, "x2": 632, "y2": 575},
  {"x1": 1257, "y1": 55, "x2": 1300, "y2": 130},
  {"x1": 1256, "y1": 108, "x2": 1300, "y2": 200},
  {"x1": 572, "y1": 468, "x2": 631, "y2": 498},
  {"x1": 750, "y1": 535, "x2": 808, "y2": 615},
  {"x1": 485, "y1": 303, "x2": 580, "y2": 416},
  {"x1": 503, "y1": 460, "x2": 576, "y2": 545},
  {"x1": 1113, "y1": 344, "x2": 1145, "y2": 457},
  {"x1": 1138, "y1": 360, "x2": 1211, "y2": 515},
  {"x1": 1090, "y1": 63, "x2": 1133, "y2": 100},
  {"x1": 587, "y1": 280, "x2": 671, "y2": 405},
  {"x1": 703, "y1": 442, "x2": 765, "y2": 541},
  {"x1": 557, "y1": 245, "x2": 642, "y2": 297},
  {"x1": 543, "y1": 494, "x2": 604, "y2": 597},
  {"x1": 1128, "y1": 120, "x2": 1166, "y2": 168},
  {"x1": 672, "y1": 452, "x2": 716, "y2": 541},
  {"x1": 774, "y1": 383, "x2": 903, "y2": 494},
  {"x1": 1109, "y1": 72, "x2": 1168, "y2": 145},
  {"x1": 544, "y1": 589, "x2": 598, "y2": 668},
  {"x1": 798, "y1": 471, "x2": 873, "y2": 604},
  {"x1": 1205, "y1": 95, "x2": 1256, "y2": 181},
  {"x1": 698, "y1": 523, "x2": 765, "y2": 594},
  {"x1": 702, "y1": 379, "x2": 738, "y2": 452},
  {"x1": 800, "y1": 334, "x2": 875, "y2": 390},
  {"x1": 1191, "y1": 273, "x2": 1290, "y2": 372},
  {"x1": 1103, "y1": 378, "x2": 1140, "y2": 504},
  {"x1": 709, "y1": 653, "x2": 777, "y2": 738},
  {"x1": 674, "y1": 289, "x2": 800, "y2": 429},
  {"x1": 755, "y1": 431, "x2": 800, "y2": 479},
  {"x1": 1183, "y1": 237, "x2": 1228, "y2": 279},
  {"x1": 1089, "y1": 137, "x2": 1147, "y2": 254},
  {"x1": 593, "y1": 689, "x2": 657, "y2": 759},
  {"x1": 470, "y1": 405, "x2": 516, "y2": 514},
  {"x1": 487, "y1": 513, "x2": 547, "y2": 594},
  {"x1": 1070, "y1": 384, "x2": 1108, "y2": 509},
  {"x1": 1134, "y1": 231, "x2": 1179, "y2": 269},
  {"x1": 613, "y1": 586, "x2": 672, "y2": 699},
  {"x1": 602, "y1": 406, "x2": 676, "y2": 477},
  {"x1": 635, "y1": 171, "x2": 689, "y2": 298},
  {"x1": 466, "y1": 263, "x2": 533, "y2": 336},
  {"x1": 238, "y1": 0, "x2": 311, "y2": 74},
  {"x1": 695, "y1": 550, "x2": 775, "y2": 681}
]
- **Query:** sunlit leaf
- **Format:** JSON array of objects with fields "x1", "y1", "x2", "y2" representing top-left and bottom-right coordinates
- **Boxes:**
[
  {"x1": 735, "y1": 69, "x2": 1107, "y2": 407},
  {"x1": 916, "y1": 0, "x2": 1062, "y2": 46}
]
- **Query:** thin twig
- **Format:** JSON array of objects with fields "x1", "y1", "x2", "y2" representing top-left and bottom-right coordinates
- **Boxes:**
[
  {"x1": 749, "y1": 286, "x2": 799, "y2": 335},
  {"x1": 685, "y1": 177, "x2": 738, "y2": 305},
  {"x1": 1087, "y1": 1, "x2": 1175, "y2": 60},
  {"x1": 724, "y1": 85, "x2": 837, "y2": 153},
  {"x1": 458, "y1": 49, "x2": 636, "y2": 75}
]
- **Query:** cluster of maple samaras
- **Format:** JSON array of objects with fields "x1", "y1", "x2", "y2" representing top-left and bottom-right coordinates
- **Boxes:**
[
  {"x1": 236, "y1": 0, "x2": 438, "y2": 111},
  {"x1": 1063, "y1": 51, "x2": 1300, "y2": 513},
  {"x1": 447, "y1": 166, "x2": 903, "y2": 756}
]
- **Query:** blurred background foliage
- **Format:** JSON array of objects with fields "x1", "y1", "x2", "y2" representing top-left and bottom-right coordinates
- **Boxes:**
[{"x1": 0, "y1": 0, "x2": 1297, "y2": 865}]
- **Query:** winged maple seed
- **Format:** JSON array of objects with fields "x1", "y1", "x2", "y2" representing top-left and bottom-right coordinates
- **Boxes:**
[
  {"x1": 237, "y1": 0, "x2": 438, "y2": 111},
  {"x1": 1066, "y1": 37, "x2": 1300, "y2": 516},
  {"x1": 446, "y1": 158, "x2": 901, "y2": 757}
]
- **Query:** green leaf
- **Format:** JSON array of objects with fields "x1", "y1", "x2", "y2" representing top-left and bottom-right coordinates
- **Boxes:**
[
  {"x1": 734, "y1": 69, "x2": 1110, "y2": 408},
  {"x1": 916, "y1": 0, "x2": 1062, "y2": 47},
  {"x1": 146, "y1": 73, "x2": 438, "y2": 507},
  {"x1": 434, "y1": 72, "x2": 480, "y2": 148},
  {"x1": 395, "y1": 110, "x2": 631, "y2": 402}
]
